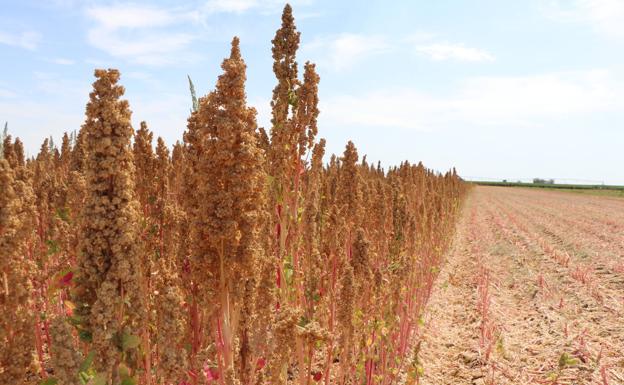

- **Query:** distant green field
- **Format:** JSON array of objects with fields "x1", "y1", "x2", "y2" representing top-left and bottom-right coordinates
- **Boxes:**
[
  {"x1": 552, "y1": 188, "x2": 624, "y2": 198},
  {"x1": 471, "y1": 181, "x2": 624, "y2": 197}
]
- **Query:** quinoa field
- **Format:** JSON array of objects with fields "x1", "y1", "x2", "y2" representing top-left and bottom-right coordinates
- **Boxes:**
[
  {"x1": 1, "y1": 6, "x2": 466, "y2": 385},
  {"x1": 1, "y1": 3, "x2": 623, "y2": 385}
]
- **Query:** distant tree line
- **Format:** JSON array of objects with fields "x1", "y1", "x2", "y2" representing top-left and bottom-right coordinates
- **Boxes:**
[{"x1": 533, "y1": 178, "x2": 555, "y2": 184}]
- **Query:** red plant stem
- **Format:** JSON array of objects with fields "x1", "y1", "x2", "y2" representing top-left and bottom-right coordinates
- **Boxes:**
[
  {"x1": 305, "y1": 344, "x2": 313, "y2": 385},
  {"x1": 247, "y1": 355, "x2": 259, "y2": 385},
  {"x1": 143, "y1": 329, "x2": 152, "y2": 385},
  {"x1": 215, "y1": 317, "x2": 227, "y2": 385},
  {"x1": 365, "y1": 329, "x2": 376, "y2": 385},
  {"x1": 218, "y1": 240, "x2": 234, "y2": 372},
  {"x1": 189, "y1": 295, "x2": 201, "y2": 385},
  {"x1": 600, "y1": 365, "x2": 610, "y2": 385},
  {"x1": 275, "y1": 204, "x2": 282, "y2": 311},
  {"x1": 34, "y1": 314, "x2": 47, "y2": 378},
  {"x1": 292, "y1": 159, "x2": 304, "y2": 308},
  {"x1": 26, "y1": 240, "x2": 47, "y2": 378},
  {"x1": 380, "y1": 341, "x2": 387, "y2": 384},
  {"x1": 275, "y1": 202, "x2": 289, "y2": 306},
  {"x1": 324, "y1": 251, "x2": 338, "y2": 385},
  {"x1": 296, "y1": 338, "x2": 306, "y2": 385},
  {"x1": 43, "y1": 315, "x2": 52, "y2": 360},
  {"x1": 141, "y1": 268, "x2": 152, "y2": 385}
]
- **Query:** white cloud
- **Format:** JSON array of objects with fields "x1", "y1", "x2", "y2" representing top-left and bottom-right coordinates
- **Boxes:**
[
  {"x1": 414, "y1": 43, "x2": 495, "y2": 62},
  {"x1": 320, "y1": 69, "x2": 622, "y2": 131},
  {"x1": 406, "y1": 33, "x2": 494, "y2": 62},
  {"x1": 85, "y1": 4, "x2": 200, "y2": 66},
  {"x1": 84, "y1": 1, "x2": 317, "y2": 65},
  {"x1": 86, "y1": 4, "x2": 188, "y2": 29},
  {"x1": 202, "y1": 0, "x2": 313, "y2": 14},
  {"x1": 407, "y1": 31, "x2": 439, "y2": 42},
  {"x1": 33, "y1": 71, "x2": 90, "y2": 98},
  {"x1": 303, "y1": 34, "x2": 390, "y2": 71},
  {"x1": 0, "y1": 88, "x2": 16, "y2": 99},
  {"x1": 543, "y1": 0, "x2": 624, "y2": 38},
  {"x1": 0, "y1": 99, "x2": 84, "y2": 155},
  {"x1": 87, "y1": 29, "x2": 196, "y2": 66},
  {"x1": 456, "y1": 70, "x2": 617, "y2": 123},
  {"x1": 303, "y1": 32, "x2": 493, "y2": 69},
  {"x1": 203, "y1": 0, "x2": 264, "y2": 13},
  {"x1": 0, "y1": 30, "x2": 41, "y2": 50},
  {"x1": 128, "y1": 92, "x2": 190, "y2": 144},
  {"x1": 126, "y1": 71, "x2": 153, "y2": 80},
  {"x1": 320, "y1": 90, "x2": 446, "y2": 131},
  {"x1": 49, "y1": 58, "x2": 75, "y2": 65}
]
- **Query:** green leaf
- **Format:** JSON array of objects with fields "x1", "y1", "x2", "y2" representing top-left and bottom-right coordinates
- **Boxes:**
[
  {"x1": 118, "y1": 363, "x2": 130, "y2": 378},
  {"x1": 40, "y1": 378, "x2": 59, "y2": 385},
  {"x1": 79, "y1": 329, "x2": 93, "y2": 342},
  {"x1": 121, "y1": 333, "x2": 141, "y2": 351},
  {"x1": 46, "y1": 239, "x2": 60, "y2": 256},
  {"x1": 284, "y1": 261, "x2": 294, "y2": 285},
  {"x1": 121, "y1": 377, "x2": 137, "y2": 385},
  {"x1": 287, "y1": 90, "x2": 298, "y2": 107},
  {"x1": 558, "y1": 352, "x2": 579, "y2": 369},
  {"x1": 90, "y1": 373, "x2": 107, "y2": 385},
  {"x1": 298, "y1": 316, "x2": 310, "y2": 327},
  {"x1": 79, "y1": 371, "x2": 91, "y2": 385},
  {"x1": 80, "y1": 351, "x2": 95, "y2": 372},
  {"x1": 67, "y1": 314, "x2": 83, "y2": 326},
  {"x1": 56, "y1": 207, "x2": 70, "y2": 223},
  {"x1": 187, "y1": 75, "x2": 198, "y2": 113},
  {"x1": 496, "y1": 337, "x2": 506, "y2": 356}
]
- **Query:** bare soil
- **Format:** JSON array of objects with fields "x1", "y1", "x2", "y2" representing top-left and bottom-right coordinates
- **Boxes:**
[{"x1": 418, "y1": 186, "x2": 624, "y2": 385}]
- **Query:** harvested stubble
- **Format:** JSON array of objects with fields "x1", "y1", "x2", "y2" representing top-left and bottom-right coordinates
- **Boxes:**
[{"x1": 0, "y1": 4, "x2": 467, "y2": 385}]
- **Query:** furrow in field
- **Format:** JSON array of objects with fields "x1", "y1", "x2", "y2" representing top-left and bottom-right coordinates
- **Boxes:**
[
  {"x1": 492, "y1": 192, "x2": 624, "y2": 316},
  {"x1": 419, "y1": 194, "x2": 487, "y2": 385},
  {"x1": 420, "y1": 187, "x2": 624, "y2": 384},
  {"x1": 482, "y1": 187, "x2": 624, "y2": 383}
]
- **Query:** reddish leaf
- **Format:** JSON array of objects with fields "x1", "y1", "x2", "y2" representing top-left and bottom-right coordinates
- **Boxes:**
[
  {"x1": 59, "y1": 271, "x2": 73, "y2": 287},
  {"x1": 182, "y1": 258, "x2": 191, "y2": 274},
  {"x1": 312, "y1": 371, "x2": 323, "y2": 382},
  {"x1": 256, "y1": 357, "x2": 266, "y2": 371},
  {"x1": 203, "y1": 364, "x2": 220, "y2": 382}
]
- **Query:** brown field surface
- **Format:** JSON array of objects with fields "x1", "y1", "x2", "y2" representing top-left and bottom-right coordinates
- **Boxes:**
[{"x1": 419, "y1": 186, "x2": 624, "y2": 385}]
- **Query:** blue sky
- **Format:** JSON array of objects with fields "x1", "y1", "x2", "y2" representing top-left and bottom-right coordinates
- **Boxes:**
[{"x1": 1, "y1": 0, "x2": 624, "y2": 184}]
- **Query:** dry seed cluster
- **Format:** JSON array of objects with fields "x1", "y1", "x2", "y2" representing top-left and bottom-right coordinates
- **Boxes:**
[{"x1": 0, "y1": 5, "x2": 467, "y2": 385}]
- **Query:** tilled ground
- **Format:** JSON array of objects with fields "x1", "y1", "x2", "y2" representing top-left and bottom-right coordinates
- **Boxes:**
[{"x1": 418, "y1": 187, "x2": 624, "y2": 385}]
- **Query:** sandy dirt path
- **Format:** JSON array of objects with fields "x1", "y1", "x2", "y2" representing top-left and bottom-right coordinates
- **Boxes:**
[{"x1": 418, "y1": 187, "x2": 624, "y2": 385}]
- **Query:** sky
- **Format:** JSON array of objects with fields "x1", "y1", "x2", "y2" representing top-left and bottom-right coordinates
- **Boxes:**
[{"x1": 1, "y1": 0, "x2": 624, "y2": 184}]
